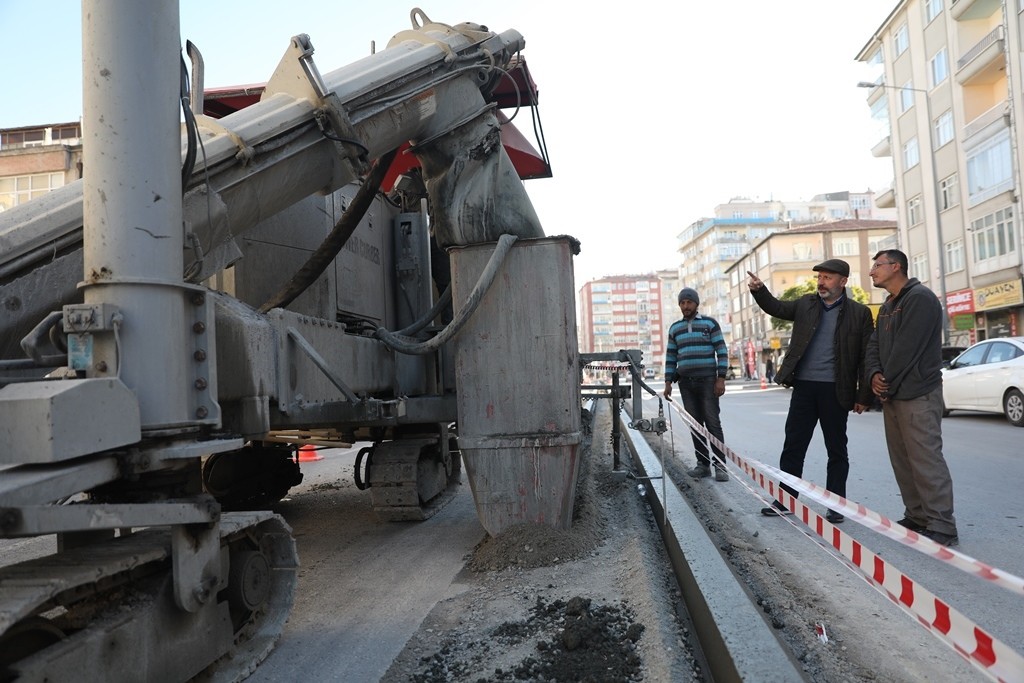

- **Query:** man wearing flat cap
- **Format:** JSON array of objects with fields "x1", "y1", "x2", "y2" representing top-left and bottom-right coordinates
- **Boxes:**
[
  {"x1": 664, "y1": 287, "x2": 731, "y2": 482},
  {"x1": 747, "y1": 259, "x2": 874, "y2": 523}
]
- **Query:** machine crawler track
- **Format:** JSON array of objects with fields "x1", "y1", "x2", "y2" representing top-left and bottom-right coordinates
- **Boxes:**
[
  {"x1": 0, "y1": 513, "x2": 297, "y2": 683},
  {"x1": 365, "y1": 438, "x2": 462, "y2": 522}
]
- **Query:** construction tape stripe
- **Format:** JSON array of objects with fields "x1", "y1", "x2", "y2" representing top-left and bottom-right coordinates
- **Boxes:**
[
  {"x1": 661, "y1": 398, "x2": 1024, "y2": 682},
  {"x1": 666, "y1": 398, "x2": 1024, "y2": 596}
]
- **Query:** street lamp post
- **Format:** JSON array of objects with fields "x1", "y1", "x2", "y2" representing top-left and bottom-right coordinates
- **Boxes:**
[{"x1": 858, "y1": 80, "x2": 950, "y2": 344}]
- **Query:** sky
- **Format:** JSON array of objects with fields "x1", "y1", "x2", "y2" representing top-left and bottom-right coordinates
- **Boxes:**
[{"x1": 1, "y1": 0, "x2": 898, "y2": 287}]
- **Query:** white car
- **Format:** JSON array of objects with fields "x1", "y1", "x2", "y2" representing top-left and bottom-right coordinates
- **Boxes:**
[{"x1": 941, "y1": 337, "x2": 1024, "y2": 427}]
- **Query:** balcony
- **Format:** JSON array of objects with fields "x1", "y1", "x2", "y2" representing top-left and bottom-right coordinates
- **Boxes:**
[
  {"x1": 871, "y1": 135, "x2": 892, "y2": 158},
  {"x1": 863, "y1": 81, "x2": 885, "y2": 106},
  {"x1": 951, "y1": 0, "x2": 1001, "y2": 21},
  {"x1": 956, "y1": 26, "x2": 1005, "y2": 86},
  {"x1": 875, "y1": 185, "x2": 896, "y2": 209},
  {"x1": 963, "y1": 101, "x2": 1010, "y2": 143}
]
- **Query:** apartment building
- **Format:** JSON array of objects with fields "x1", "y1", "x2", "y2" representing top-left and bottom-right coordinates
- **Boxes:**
[
  {"x1": 0, "y1": 122, "x2": 83, "y2": 212},
  {"x1": 577, "y1": 270, "x2": 679, "y2": 377},
  {"x1": 857, "y1": 0, "x2": 1024, "y2": 345},
  {"x1": 725, "y1": 219, "x2": 899, "y2": 377}
]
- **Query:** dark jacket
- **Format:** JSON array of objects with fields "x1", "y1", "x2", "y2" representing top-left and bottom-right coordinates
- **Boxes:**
[
  {"x1": 864, "y1": 278, "x2": 943, "y2": 400},
  {"x1": 752, "y1": 287, "x2": 874, "y2": 409}
]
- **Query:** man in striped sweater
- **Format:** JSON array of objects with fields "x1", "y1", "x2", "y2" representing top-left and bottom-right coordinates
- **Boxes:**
[{"x1": 663, "y1": 287, "x2": 730, "y2": 481}]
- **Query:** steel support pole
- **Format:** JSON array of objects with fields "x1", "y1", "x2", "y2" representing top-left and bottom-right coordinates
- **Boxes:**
[{"x1": 81, "y1": 0, "x2": 193, "y2": 428}]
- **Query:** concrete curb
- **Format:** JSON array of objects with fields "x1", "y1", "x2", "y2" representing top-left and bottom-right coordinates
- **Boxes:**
[{"x1": 621, "y1": 419, "x2": 806, "y2": 683}]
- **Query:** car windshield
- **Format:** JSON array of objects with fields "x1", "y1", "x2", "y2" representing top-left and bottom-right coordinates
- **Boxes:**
[{"x1": 952, "y1": 345, "x2": 986, "y2": 367}]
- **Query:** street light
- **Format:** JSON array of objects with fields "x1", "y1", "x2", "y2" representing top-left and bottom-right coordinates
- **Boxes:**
[{"x1": 857, "y1": 80, "x2": 949, "y2": 343}]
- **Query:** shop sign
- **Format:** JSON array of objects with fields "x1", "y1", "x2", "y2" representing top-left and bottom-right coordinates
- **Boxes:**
[
  {"x1": 945, "y1": 289, "x2": 974, "y2": 316},
  {"x1": 975, "y1": 279, "x2": 1024, "y2": 312},
  {"x1": 952, "y1": 313, "x2": 974, "y2": 331}
]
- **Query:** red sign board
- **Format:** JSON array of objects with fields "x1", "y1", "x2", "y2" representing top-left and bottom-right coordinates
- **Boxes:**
[{"x1": 945, "y1": 289, "x2": 974, "y2": 316}]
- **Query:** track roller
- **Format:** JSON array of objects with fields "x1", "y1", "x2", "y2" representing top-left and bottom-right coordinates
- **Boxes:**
[{"x1": 366, "y1": 436, "x2": 462, "y2": 522}]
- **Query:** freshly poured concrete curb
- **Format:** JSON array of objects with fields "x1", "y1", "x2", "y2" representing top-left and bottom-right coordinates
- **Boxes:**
[{"x1": 622, "y1": 421, "x2": 806, "y2": 682}]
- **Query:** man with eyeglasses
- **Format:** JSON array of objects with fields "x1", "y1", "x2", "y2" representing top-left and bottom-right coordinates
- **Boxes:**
[
  {"x1": 865, "y1": 249, "x2": 959, "y2": 547},
  {"x1": 747, "y1": 259, "x2": 874, "y2": 523}
]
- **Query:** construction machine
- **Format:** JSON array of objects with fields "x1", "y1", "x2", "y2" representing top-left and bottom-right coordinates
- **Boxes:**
[{"x1": 0, "y1": 2, "x2": 582, "y2": 679}]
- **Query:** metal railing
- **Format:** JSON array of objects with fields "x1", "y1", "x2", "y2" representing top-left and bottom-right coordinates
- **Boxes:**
[{"x1": 957, "y1": 25, "x2": 1004, "y2": 71}]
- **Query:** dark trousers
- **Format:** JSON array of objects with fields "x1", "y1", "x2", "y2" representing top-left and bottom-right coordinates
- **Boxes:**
[
  {"x1": 677, "y1": 376, "x2": 725, "y2": 467},
  {"x1": 779, "y1": 380, "x2": 849, "y2": 499}
]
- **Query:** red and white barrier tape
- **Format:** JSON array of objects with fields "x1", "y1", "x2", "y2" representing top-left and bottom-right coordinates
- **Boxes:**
[{"x1": 663, "y1": 397, "x2": 1024, "y2": 683}]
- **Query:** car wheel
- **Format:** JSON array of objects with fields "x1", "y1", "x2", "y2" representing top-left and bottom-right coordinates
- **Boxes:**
[{"x1": 1004, "y1": 388, "x2": 1024, "y2": 427}]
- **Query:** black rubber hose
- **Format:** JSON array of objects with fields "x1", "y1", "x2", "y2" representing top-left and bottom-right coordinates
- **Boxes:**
[
  {"x1": 392, "y1": 284, "x2": 452, "y2": 337},
  {"x1": 354, "y1": 445, "x2": 374, "y2": 490},
  {"x1": 180, "y1": 54, "x2": 197, "y2": 192},
  {"x1": 258, "y1": 148, "x2": 398, "y2": 313}
]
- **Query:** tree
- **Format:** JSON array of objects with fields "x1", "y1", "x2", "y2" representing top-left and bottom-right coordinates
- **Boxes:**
[{"x1": 769, "y1": 279, "x2": 869, "y2": 331}]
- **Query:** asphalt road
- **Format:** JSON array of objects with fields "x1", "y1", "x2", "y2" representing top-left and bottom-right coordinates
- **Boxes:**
[
  {"x1": 245, "y1": 446, "x2": 486, "y2": 682},
  {"x1": 645, "y1": 382, "x2": 1024, "y2": 666}
]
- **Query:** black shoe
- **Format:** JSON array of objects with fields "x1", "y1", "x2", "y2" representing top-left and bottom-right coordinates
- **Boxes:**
[
  {"x1": 922, "y1": 529, "x2": 959, "y2": 547},
  {"x1": 896, "y1": 517, "x2": 927, "y2": 533},
  {"x1": 825, "y1": 510, "x2": 844, "y2": 524},
  {"x1": 687, "y1": 464, "x2": 712, "y2": 479},
  {"x1": 761, "y1": 501, "x2": 792, "y2": 517}
]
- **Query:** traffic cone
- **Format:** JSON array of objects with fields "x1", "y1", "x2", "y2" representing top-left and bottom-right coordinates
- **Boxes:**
[
  {"x1": 298, "y1": 444, "x2": 323, "y2": 462},
  {"x1": 760, "y1": 376, "x2": 767, "y2": 390}
]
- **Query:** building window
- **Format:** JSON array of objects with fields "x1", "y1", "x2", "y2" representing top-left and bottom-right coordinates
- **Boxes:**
[
  {"x1": 966, "y1": 130, "x2": 1013, "y2": 205},
  {"x1": 971, "y1": 206, "x2": 1015, "y2": 262},
  {"x1": 935, "y1": 110, "x2": 954, "y2": 147},
  {"x1": 0, "y1": 172, "x2": 66, "y2": 211},
  {"x1": 829, "y1": 208, "x2": 845, "y2": 218},
  {"x1": 869, "y1": 233, "x2": 899, "y2": 254},
  {"x1": 911, "y1": 253, "x2": 929, "y2": 282},
  {"x1": 945, "y1": 238, "x2": 964, "y2": 274},
  {"x1": 940, "y1": 173, "x2": 959, "y2": 210},
  {"x1": 903, "y1": 138, "x2": 920, "y2": 168},
  {"x1": 791, "y1": 242, "x2": 813, "y2": 260},
  {"x1": 907, "y1": 196, "x2": 923, "y2": 225},
  {"x1": 732, "y1": 211, "x2": 743, "y2": 219},
  {"x1": 930, "y1": 48, "x2": 948, "y2": 87},
  {"x1": 899, "y1": 82, "x2": 915, "y2": 113},
  {"x1": 0, "y1": 129, "x2": 44, "y2": 149},
  {"x1": 832, "y1": 236, "x2": 858, "y2": 256},
  {"x1": 894, "y1": 24, "x2": 909, "y2": 56},
  {"x1": 0, "y1": 125, "x2": 81, "y2": 150},
  {"x1": 870, "y1": 95, "x2": 891, "y2": 137},
  {"x1": 925, "y1": 0, "x2": 943, "y2": 22}
]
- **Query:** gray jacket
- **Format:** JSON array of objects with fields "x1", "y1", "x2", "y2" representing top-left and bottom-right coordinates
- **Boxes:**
[{"x1": 865, "y1": 278, "x2": 943, "y2": 400}]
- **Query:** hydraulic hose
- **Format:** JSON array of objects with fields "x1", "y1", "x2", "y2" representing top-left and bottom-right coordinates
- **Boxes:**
[
  {"x1": 20, "y1": 310, "x2": 67, "y2": 366},
  {"x1": 392, "y1": 284, "x2": 452, "y2": 337},
  {"x1": 373, "y1": 233, "x2": 517, "y2": 355},
  {"x1": 258, "y1": 148, "x2": 398, "y2": 313}
]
